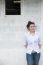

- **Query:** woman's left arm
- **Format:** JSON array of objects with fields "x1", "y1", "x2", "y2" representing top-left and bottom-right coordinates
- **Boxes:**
[{"x1": 38, "y1": 43, "x2": 42, "y2": 49}]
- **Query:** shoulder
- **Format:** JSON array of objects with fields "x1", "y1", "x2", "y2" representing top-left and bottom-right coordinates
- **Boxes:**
[
  {"x1": 35, "y1": 31, "x2": 40, "y2": 37},
  {"x1": 25, "y1": 30, "x2": 30, "y2": 37}
]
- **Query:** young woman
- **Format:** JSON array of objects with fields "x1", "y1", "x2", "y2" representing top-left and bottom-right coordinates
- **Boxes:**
[{"x1": 24, "y1": 21, "x2": 41, "y2": 65}]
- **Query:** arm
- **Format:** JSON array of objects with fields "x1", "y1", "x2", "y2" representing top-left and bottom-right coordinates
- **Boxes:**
[
  {"x1": 24, "y1": 32, "x2": 28, "y2": 48},
  {"x1": 38, "y1": 43, "x2": 42, "y2": 49},
  {"x1": 38, "y1": 38, "x2": 42, "y2": 48},
  {"x1": 24, "y1": 42, "x2": 28, "y2": 48}
]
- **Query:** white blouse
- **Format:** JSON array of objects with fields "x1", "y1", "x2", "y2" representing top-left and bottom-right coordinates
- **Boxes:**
[{"x1": 24, "y1": 31, "x2": 41, "y2": 54}]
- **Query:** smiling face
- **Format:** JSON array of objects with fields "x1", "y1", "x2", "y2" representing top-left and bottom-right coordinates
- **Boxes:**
[{"x1": 28, "y1": 24, "x2": 36, "y2": 33}]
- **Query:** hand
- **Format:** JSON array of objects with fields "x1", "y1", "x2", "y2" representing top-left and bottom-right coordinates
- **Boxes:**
[{"x1": 38, "y1": 44, "x2": 41, "y2": 49}]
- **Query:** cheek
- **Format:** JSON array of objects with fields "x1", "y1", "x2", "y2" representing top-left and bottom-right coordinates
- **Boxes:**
[{"x1": 32, "y1": 27, "x2": 35, "y2": 29}]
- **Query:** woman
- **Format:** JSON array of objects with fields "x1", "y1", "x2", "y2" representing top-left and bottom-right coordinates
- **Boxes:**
[{"x1": 24, "y1": 21, "x2": 41, "y2": 65}]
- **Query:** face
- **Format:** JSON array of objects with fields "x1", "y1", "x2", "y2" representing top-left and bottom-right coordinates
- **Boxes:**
[{"x1": 29, "y1": 24, "x2": 36, "y2": 33}]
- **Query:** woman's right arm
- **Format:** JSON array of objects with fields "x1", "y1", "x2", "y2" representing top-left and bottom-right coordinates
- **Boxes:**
[
  {"x1": 24, "y1": 42, "x2": 28, "y2": 48},
  {"x1": 24, "y1": 32, "x2": 28, "y2": 48}
]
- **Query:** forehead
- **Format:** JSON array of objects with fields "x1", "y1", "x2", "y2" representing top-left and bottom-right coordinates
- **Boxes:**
[{"x1": 30, "y1": 24, "x2": 35, "y2": 26}]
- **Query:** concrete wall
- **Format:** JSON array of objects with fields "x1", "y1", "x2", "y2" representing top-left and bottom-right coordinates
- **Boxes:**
[{"x1": 0, "y1": 0, "x2": 43, "y2": 65}]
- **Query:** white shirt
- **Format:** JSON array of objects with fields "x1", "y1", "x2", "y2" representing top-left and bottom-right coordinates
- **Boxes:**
[{"x1": 24, "y1": 31, "x2": 41, "y2": 54}]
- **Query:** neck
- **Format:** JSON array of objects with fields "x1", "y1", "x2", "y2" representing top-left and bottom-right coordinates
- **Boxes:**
[{"x1": 30, "y1": 31, "x2": 35, "y2": 35}]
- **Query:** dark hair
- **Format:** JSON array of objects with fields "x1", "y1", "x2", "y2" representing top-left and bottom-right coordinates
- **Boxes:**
[{"x1": 26, "y1": 21, "x2": 35, "y2": 29}]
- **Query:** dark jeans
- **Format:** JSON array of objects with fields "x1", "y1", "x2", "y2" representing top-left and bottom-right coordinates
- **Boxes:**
[{"x1": 26, "y1": 52, "x2": 40, "y2": 65}]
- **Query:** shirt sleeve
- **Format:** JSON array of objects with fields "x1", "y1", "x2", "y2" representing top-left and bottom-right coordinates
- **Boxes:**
[
  {"x1": 23, "y1": 32, "x2": 28, "y2": 46},
  {"x1": 38, "y1": 32, "x2": 41, "y2": 44}
]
